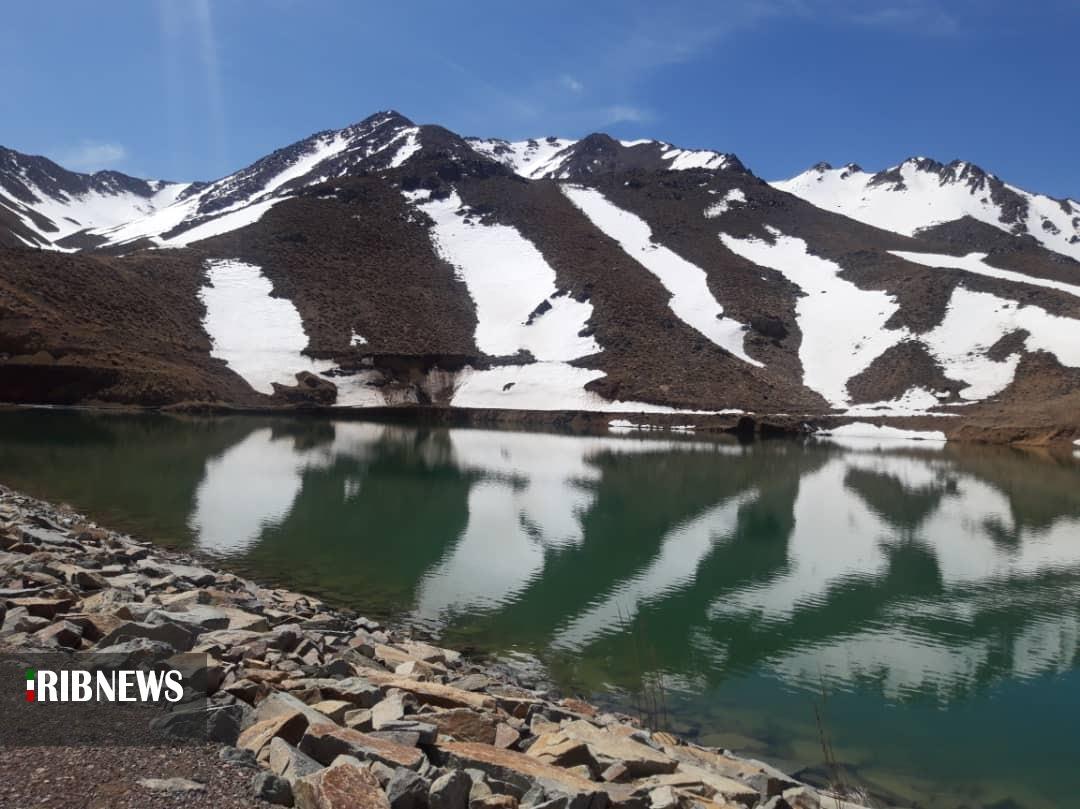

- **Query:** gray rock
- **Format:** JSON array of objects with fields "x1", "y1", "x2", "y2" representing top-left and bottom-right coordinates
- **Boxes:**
[
  {"x1": 369, "y1": 730, "x2": 422, "y2": 747},
  {"x1": 318, "y1": 676, "x2": 381, "y2": 707},
  {"x1": 378, "y1": 720, "x2": 438, "y2": 745},
  {"x1": 88, "y1": 638, "x2": 176, "y2": 667},
  {"x1": 96, "y1": 619, "x2": 195, "y2": 652},
  {"x1": 246, "y1": 691, "x2": 339, "y2": 731},
  {"x1": 373, "y1": 691, "x2": 416, "y2": 728},
  {"x1": 254, "y1": 771, "x2": 295, "y2": 806},
  {"x1": 150, "y1": 703, "x2": 245, "y2": 744},
  {"x1": 268, "y1": 737, "x2": 323, "y2": 784},
  {"x1": 147, "y1": 605, "x2": 229, "y2": 631},
  {"x1": 430, "y1": 770, "x2": 472, "y2": 809},
  {"x1": 138, "y1": 777, "x2": 206, "y2": 794},
  {"x1": 219, "y1": 745, "x2": 259, "y2": 768},
  {"x1": 388, "y1": 767, "x2": 431, "y2": 809}
]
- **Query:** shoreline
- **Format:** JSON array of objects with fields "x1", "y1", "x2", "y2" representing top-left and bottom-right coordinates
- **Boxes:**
[
  {"x1": 2, "y1": 400, "x2": 1079, "y2": 449},
  {"x1": 0, "y1": 483, "x2": 882, "y2": 809}
]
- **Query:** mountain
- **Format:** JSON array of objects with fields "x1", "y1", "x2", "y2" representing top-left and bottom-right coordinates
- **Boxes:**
[
  {"x1": 773, "y1": 157, "x2": 1080, "y2": 261},
  {"x1": 1, "y1": 112, "x2": 1079, "y2": 443}
]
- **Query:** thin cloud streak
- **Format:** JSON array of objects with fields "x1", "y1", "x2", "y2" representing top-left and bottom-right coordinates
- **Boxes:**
[{"x1": 57, "y1": 142, "x2": 128, "y2": 171}]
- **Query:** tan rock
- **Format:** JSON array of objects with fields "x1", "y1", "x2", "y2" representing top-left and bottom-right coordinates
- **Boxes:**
[
  {"x1": 344, "y1": 708, "x2": 373, "y2": 731},
  {"x1": 562, "y1": 720, "x2": 676, "y2": 777},
  {"x1": 429, "y1": 709, "x2": 498, "y2": 744},
  {"x1": 471, "y1": 796, "x2": 518, "y2": 809},
  {"x1": 236, "y1": 711, "x2": 309, "y2": 758},
  {"x1": 494, "y1": 724, "x2": 520, "y2": 750},
  {"x1": 362, "y1": 672, "x2": 496, "y2": 711},
  {"x1": 299, "y1": 723, "x2": 425, "y2": 770},
  {"x1": 526, "y1": 732, "x2": 597, "y2": 771},
  {"x1": 638, "y1": 768, "x2": 758, "y2": 809},
  {"x1": 294, "y1": 755, "x2": 390, "y2": 809},
  {"x1": 437, "y1": 741, "x2": 606, "y2": 808},
  {"x1": 310, "y1": 699, "x2": 354, "y2": 723}
]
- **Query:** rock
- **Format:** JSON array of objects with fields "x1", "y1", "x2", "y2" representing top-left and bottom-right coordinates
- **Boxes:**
[
  {"x1": 96, "y1": 619, "x2": 195, "y2": 652},
  {"x1": 148, "y1": 605, "x2": 229, "y2": 631},
  {"x1": 429, "y1": 770, "x2": 472, "y2": 809},
  {"x1": 449, "y1": 674, "x2": 493, "y2": 692},
  {"x1": 495, "y1": 725, "x2": 521, "y2": 750},
  {"x1": 370, "y1": 729, "x2": 422, "y2": 747},
  {"x1": 600, "y1": 763, "x2": 630, "y2": 783},
  {"x1": 222, "y1": 607, "x2": 271, "y2": 632},
  {"x1": 2, "y1": 607, "x2": 49, "y2": 634},
  {"x1": 273, "y1": 371, "x2": 338, "y2": 406},
  {"x1": 251, "y1": 691, "x2": 342, "y2": 729},
  {"x1": 378, "y1": 720, "x2": 438, "y2": 745},
  {"x1": 527, "y1": 733, "x2": 597, "y2": 772},
  {"x1": 299, "y1": 722, "x2": 426, "y2": 770},
  {"x1": 90, "y1": 638, "x2": 176, "y2": 667},
  {"x1": 636, "y1": 770, "x2": 759, "y2": 809},
  {"x1": 254, "y1": 771, "x2": 296, "y2": 806},
  {"x1": 429, "y1": 709, "x2": 498, "y2": 744},
  {"x1": 151, "y1": 702, "x2": 245, "y2": 744},
  {"x1": 387, "y1": 767, "x2": 431, "y2": 809},
  {"x1": 374, "y1": 691, "x2": 417, "y2": 727},
  {"x1": 363, "y1": 673, "x2": 496, "y2": 711},
  {"x1": 32, "y1": 619, "x2": 83, "y2": 648},
  {"x1": 237, "y1": 711, "x2": 310, "y2": 758},
  {"x1": 219, "y1": 746, "x2": 260, "y2": 768},
  {"x1": 72, "y1": 569, "x2": 109, "y2": 590},
  {"x1": 310, "y1": 699, "x2": 354, "y2": 723},
  {"x1": 138, "y1": 777, "x2": 206, "y2": 794},
  {"x1": 318, "y1": 676, "x2": 381, "y2": 707},
  {"x1": 648, "y1": 787, "x2": 678, "y2": 809},
  {"x1": 438, "y1": 742, "x2": 608, "y2": 809},
  {"x1": 295, "y1": 755, "x2": 390, "y2": 809},
  {"x1": 473, "y1": 797, "x2": 518, "y2": 809},
  {"x1": 560, "y1": 721, "x2": 676, "y2": 777},
  {"x1": 345, "y1": 708, "x2": 374, "y2": 731},
  {"x1": 3, "y1": 596, "x2": 75, "y2": 619},
  {"x1": 397, "y1": 660, "x2": 440, "y2": 679},
  {"x1": 269, "y1": 737, "x2": 324, "y2": 784}
]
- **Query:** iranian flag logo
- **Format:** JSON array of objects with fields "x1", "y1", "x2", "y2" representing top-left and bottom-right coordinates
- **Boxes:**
[{"x1": 26, "y1": 669, "x2": 35, "y2": 702}]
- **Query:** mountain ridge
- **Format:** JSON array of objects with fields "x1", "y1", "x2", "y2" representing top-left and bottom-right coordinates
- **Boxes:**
[{"x1": 1, "y1": 111, "x2": 1079, "y2": 444}]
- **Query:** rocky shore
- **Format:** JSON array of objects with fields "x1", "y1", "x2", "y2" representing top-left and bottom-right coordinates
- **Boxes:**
[{"x1": 0, "y1": 484, "x2": 878, "y2": 809}]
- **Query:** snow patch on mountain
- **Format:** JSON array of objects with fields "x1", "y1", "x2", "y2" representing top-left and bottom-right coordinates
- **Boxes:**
[
  {"x1": 561, "y1": 185, "x2": 761, "y2": 367},
  {"x1": 413, "y1": 190, "x2": 599, "y2": 362},
  {"x1": 774, "y1": 159, "x2": 1080, "y2": 261},
  {"x1": 200, "y1": 259, "x2": 330, "y2": 395},
  {"x1": 661, "y1": 145, "x2": 732, "y2": 171},
  {"x1": 921, "y1": 288, "x2": 1080, "y2": 400},
  {"x1": 165, "y1": 198, "x2": 280, "y2": 247},
  {"x1": 704, "y1": 188, "x2": 747, "y2": 218},
  {"x1": 466, "y1": 137, "x2": 576, "y2": 179},
  {"x1": 892, "y1": 250, "x2": 1080, "y2": 300},
  {"x1": 720, "y1": 227, "x2": 905, "y2": 406},
  {"x1": 0, "y1": 179, "x2": 190, "y2": 245},
  {"x1": 200, "y1": 259, "x2": 392, "y2": 405}
]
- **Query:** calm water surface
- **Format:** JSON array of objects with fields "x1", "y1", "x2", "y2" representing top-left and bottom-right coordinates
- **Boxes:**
[{"x1": 2, "y1": 410, "x2": 1079, "y2": 809}]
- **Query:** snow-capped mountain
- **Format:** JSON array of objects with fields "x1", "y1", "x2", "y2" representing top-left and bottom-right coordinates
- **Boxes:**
[
  {"x1": 0, "y1": 146, "x2": 190, "y2": 249},
  {"x1": 773, "y1": 158, "x2": 1080, "y2": 261},
  {"x1": 1, "y1": 111, "x2": 1079, "y2": 443}
]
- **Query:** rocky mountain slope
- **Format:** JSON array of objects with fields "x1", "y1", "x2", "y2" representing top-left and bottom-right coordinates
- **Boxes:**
[{"x1": 1, "y1": 111, "x2": 1079, "y2": 442}]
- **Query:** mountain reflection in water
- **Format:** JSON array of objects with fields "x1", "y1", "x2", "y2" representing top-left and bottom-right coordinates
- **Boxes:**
[{"x1": 1, "y1": 411, "x2": 1078, "y2": 808}]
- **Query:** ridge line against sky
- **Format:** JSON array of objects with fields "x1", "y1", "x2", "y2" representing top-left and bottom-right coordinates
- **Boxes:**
[{"x1": 1, "y1": 0, "x2": 1077, "y2": 198}]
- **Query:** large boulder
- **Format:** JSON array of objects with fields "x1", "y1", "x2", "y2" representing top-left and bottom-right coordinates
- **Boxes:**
[
  {"x1": 299, "y1": 723, "x2": 426, "y2": 770},
  {"x1": 294, "y1": 756, "x2": 390, "y2": 809}
]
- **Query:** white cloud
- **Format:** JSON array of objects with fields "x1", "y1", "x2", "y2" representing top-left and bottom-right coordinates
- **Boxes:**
[
  {"x1": 57, "y1": 142, "x2": 128, "y2": 171},
  {"x1": 561, "y1": 74, "x2": 584, "y2": 93},
  {"x1": 600, "y1": 105, "x2": 652, "y2": 124}
]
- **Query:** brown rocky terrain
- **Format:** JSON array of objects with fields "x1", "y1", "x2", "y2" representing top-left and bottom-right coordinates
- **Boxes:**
[{"x1": 1, "y1": 112, "x2": 1078, "y2": 444}]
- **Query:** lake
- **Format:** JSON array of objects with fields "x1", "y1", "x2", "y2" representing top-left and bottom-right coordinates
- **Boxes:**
[{"x1": 1, "y1": 409, "x2": 1078, "y2": 808}]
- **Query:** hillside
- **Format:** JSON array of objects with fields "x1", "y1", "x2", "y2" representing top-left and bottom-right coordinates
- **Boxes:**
[{"x1": 2, "y1": 111, "x2": 1079, "y2": 443}]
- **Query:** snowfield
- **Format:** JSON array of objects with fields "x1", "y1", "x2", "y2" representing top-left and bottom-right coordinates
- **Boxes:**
[
  {"x1": 704, "y1": 188, "x2": 746, "y2": 218},
  {"x1": 921, "y1": 288, "x2": 1080, "y2": 400},
  {"x1": 199, "y1": 259, "x2": 390, "y2": 406},
  {"x1": 466, "y1": 137, "x2": 577, "y2": 179},
  {"x1": 774, "y1": 159, "x2": 1080, "y2": 262},
  {"x1": 0, "y1": 178, "x2": 190, "y2": 246},
  {"x1": 891, "y1": 249, "x2": 1080, "y2": 300},
  {"x1": 414, "y1": 190, "x2": 599, "y2": 361},
  {"x1": 720, "y1": 227, "x2": 906, "y2": 405},
  {"x1": 562, "y1": 185, "x2": 761, "y2": 367}
]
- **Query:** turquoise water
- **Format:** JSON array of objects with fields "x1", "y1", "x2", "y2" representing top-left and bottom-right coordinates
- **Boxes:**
[{"x1": 1, "y1": 410, "x2": 1078, "y2": 808}]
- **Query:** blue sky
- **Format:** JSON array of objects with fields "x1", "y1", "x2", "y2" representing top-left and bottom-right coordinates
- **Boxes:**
[{"x1": 2, "y1": 1, "x2": 1077, "y2": 197}]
